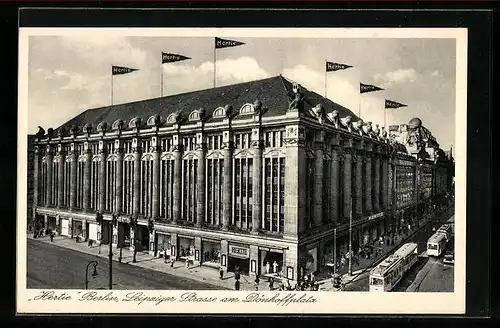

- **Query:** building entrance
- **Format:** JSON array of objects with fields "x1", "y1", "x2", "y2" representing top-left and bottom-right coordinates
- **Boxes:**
[
  {"x1": 228, "y1": 257, "x2": 249, "y2": 275},
  {"x1": 100, "y1": 222, "x2": 110, "y2": 244},
  {"x1": 261, "y1": 250, "x2": 283, "y2": 275},
  {"x1": 118, "y1": 222, "x2": 131, "y2": 247},
  {"x1": 134, "y1": 225, "x2": 150, "y2": 251}
]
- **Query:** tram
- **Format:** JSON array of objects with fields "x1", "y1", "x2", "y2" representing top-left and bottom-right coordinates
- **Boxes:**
[
  {"x1": 369, "y1": 243, "x2": 419, "y2": 292},
  {"x1": 426, "y1": 232, "x2": 448, "y2": 257}
]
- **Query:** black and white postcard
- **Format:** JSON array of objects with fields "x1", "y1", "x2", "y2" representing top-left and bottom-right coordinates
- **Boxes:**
[{"x1": 17, "y1": 26, "x2": 466, "y2": 314}]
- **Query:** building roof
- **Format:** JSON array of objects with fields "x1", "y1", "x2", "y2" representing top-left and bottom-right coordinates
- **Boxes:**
[
  {"x1": 56, "y1": 75, "x2": 360, "y2": 133},
  {"x1": 370, "y1": 243, "x2": 417, "y2": 276}
]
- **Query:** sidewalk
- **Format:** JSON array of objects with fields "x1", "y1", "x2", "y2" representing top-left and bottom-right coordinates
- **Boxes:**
[{"x1": 28, "y1": 234, "x2": 272, "y2": 291}]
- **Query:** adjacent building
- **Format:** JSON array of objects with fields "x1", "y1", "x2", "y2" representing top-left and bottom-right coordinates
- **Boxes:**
[{"x1": 31, "y1": 75, "x2": 454, "y2": 282}]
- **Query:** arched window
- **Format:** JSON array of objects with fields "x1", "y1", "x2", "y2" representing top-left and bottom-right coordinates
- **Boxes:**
[
  {"x1": 239, "y1": 103, "x2": 254, "y2": 115},
  {"x1": 213, "y1": 107, "x2": 225, "y2": 118},
  {"x1": 166, "y1": 113, "x2": 177, "y2": 124},
  {"x1": 188, "y1": 110, "x2": 200, "y2": 122}
]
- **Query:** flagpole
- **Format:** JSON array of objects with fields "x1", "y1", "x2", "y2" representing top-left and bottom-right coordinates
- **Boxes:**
[
  {"x1": 325, "y1": 59, "x2": 327, "y2": 99},
  {"x1": 160, "y1": 61, "x2": 164, "y2": 97},
  {"x1": 213, "y1": 45, "x2": 216, "y2": 88},
  {"x1": 111, "y1": 67, "x2": 114, "y2": 106},
  {"x1": 384, "y1": 107, "x2": 387, "y2": 131}
]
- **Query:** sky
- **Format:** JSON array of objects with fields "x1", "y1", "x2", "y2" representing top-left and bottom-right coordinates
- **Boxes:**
[{"x1": 27, "y1": 34, "x2": 456, "y2": 150}]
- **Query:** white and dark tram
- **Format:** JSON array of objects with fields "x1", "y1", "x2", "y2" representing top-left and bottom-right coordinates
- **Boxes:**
[
  {"x1": 426, "y1": 231, "x2": 448, "y2": 257},
  {"x1": 369, "y1": 243, "x2": 419, "y2": 292}
]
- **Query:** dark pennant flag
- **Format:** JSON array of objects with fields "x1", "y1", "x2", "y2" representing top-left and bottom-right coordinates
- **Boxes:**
[
  {"x1": 112, "y1": 66, "x2": 139, "y2": 75},
  {"x1": 360, "y1": 83, "x2": 384, "y2": 94},
  {"x1": 162, "y1": 52, "x2": 191, "y2": 64},
  {"x1": 215, "y1": 37, "x2": 245, "y2": 49},
  {"x1": 385, "y1": 99, "x2": 407, "y2": 109},
  {"x1": 326, "y1": 61, "x2": 352, "y2": 72}
]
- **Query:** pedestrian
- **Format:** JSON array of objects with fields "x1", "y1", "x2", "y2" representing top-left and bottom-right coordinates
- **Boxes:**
[
  {"x1": 219, "y1": 266, "x2": 224, "y2": 279},
  {"x1": 254, "y1": 275, "x2": 260, "y2": 290},
  {"x1": 170, "y1": 258, "x2": 175, "y2": 268},
  {"x1": 185, "y1": 258, "x2": 190, "y2": 269},
  {"x1": 272, "y1": 261, "x2": 278, "y2": 274},
  {"x1": 235, "y1": 280, "x2": 240, "y2": 291},
  {"x1": 269, "y1": 278, "x2": 274, "y2": 290}
]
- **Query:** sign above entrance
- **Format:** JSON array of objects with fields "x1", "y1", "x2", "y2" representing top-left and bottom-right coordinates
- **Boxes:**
[
  {"x1": 229, "y1": 245, "x2": 249, "y2": 259},
  {"x1": 367, "y1": 212, "x2": 384, "y2": 221}
]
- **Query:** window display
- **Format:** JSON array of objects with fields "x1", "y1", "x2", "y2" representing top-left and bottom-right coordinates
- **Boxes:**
[
  {"x1": 202, "y1": 240, "x2": 221, "y2": 264},
  {"x1": 157, "y1": 233, "x2": 171, "y2": 256},
  {"x1": 178, "y1": 237, "x2": 195, "y2": 259}
]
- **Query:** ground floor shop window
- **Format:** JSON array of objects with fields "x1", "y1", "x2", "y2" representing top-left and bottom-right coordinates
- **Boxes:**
[
  {"x1": 157, "y1": 233, "x2": 171, "y2": 257},
  {"x1": 73, "y1": 220, "x2": 83, "y2": 237},
  {"x1": 261, "y1": 250, "x2": 283, "y2": 275},
  {"x1": 202, "y1": 241, "x2": 221, "y2": 264},
  {"x1": 178, "y1": 237, "x2": 195, "y2": 260}
]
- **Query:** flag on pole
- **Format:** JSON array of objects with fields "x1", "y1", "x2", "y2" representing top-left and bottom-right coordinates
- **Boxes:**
[
  {"x1": 360, "y1": 82, "x2": 384, "y2": 93},
  {"x1": 112, "y1": 66, "x2": 139, "y2": 75},
  {"x1": 215, "y1": 37, "x2": 245, "y2": 49},
  {"x1": 385, "y1": 99, "x2": 407, "y2": 109},
  {"x1": 162, "y1": 52, "x2": 191, "y2": 64},
  {"x1": 326, "y1": 61, "x2": 352, "y2": 72}
]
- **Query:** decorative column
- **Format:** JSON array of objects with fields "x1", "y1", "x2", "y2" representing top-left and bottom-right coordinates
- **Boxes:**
[
  {"x1": 365, "y1": 151, "x2": 373, "y2": 213},
  {"x1": 151, "y1": 137, "x2": 161, "y2": 219},
  {"x1": 222, "y1": 130, "x2": 233, "y2": 230},
  {"x1": 114, "y1": 140, "x2": 123, "y2": 214},
  {"x1": 382, "y1": 156, "x2": 390, "y2": 210},
  {"x1": 98, "y1": 140, "x2": 108, "y2": 212},
  {"x1": 251, "y1": 128, "x2": 263, "y2": 233},
  {"x1": 45, "y1": 145, "x2": 54, "y2": 206},
  {"x1": 195, "y1": 132, "x2": 206, "y2": 227},
  {"x1": 172, "y1": 134, "x2": 182, "y2": 224},
  {"x1": 330, "y1": 145, "x2": 340, "y2": 225},
  {"x1": 374, "y1": 150, "x2": 381, "y2": 212},
  {"x1": 284, "y1": 125, "x2": 306, "y2": 235},
  {"x1": 132, "y1": 137, "x2": 142, "y2": 216},
  {"x1": 313, "y1": 131, "x2": 324, "y2": 227},
  {"x1": 69, "y1": 143, "x2": 78, "y2": 210},
  {"x1": 33, "y1": 143, "x2": 40, "y2": 213},
  {"x1": 57, "y1": 144, "x2": 65, "y2": 208},
  {"x1": 355, "y1": 149, "x2": 363, "y2": 217},
  {"x1": 83, "y1": 142, "x2": 92, "y2": 211},
  {"x1": 343, "y1": 142, "x2": 353, "y2": 219}
]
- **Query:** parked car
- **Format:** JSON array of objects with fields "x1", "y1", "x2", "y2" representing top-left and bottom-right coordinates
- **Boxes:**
[{"x1": 443, "y1": 251, "x2": 454, "y2": 265}]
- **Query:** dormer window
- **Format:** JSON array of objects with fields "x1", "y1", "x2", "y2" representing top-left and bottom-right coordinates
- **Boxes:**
[
  {"x1": 239, "y1": 103, "x2": 254, "y2": 115},
  {"x1": 188, "y1": 110, "x2": 200, "y2": 122},
  {"x1": 213, "y1": 107, "x2": 225, "y2": 118},
  {"x1": 166, "y1": 113, "x2": 177, "y2": 124}
]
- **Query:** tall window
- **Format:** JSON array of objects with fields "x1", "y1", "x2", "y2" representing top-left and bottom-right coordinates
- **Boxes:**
[
  {"x1": 160, "y1": 137, "x2": 173, "y2": 153},
  {"x1": 40, "y1": 157, "x2": 47, "y2": 205},
  {"x1": 207, "y1": 158, "x2": 223, "y2": 226},
  {"x1": 183, "y1": 136, "x2": 197, "y2": 152},
  {"x1": 64, "y1": 158, "x2": 71, "y2": 207},
  {"x1": 140, "y1": 157, "x2": 153, "y2": 217},
  {"x1": 77, "y1": 157, "x2": 84, "y2": 209},
  {"x1": 208, "y1": 135, "x2": 223, "y2": 150},
  {"x1": 52, "y1": 161, "x2": 58, "y2": 206},
  {"x1": 105, "y1": 158, "x2": 117, "y2": 213},
  {"x1": 304, "y1": 156, "x2": 315, "y2": 228},
  {"x1": 234, "y1": 158, "x2": 253, "y2": 229},
  {"x1": 361, "y1": 160, "x2": 366, "y2": 214},
  {"x1": 160, "y1": 158, "x2": 174, "y2": 220},
  {"x1": 182, "y1": 158, "x2": 197, "y2": 222},
  {"x1": 263, "y1": 157, "x2": 285, "y2": 233},
  {"x1": 90, "y1": 157, "x2": 100, "y2": 210},
  {"x1": 338, "y1": 158, "x2": 345, "y2": 222},
  {"x1": 122, "y1": 143, "x2": 134, "y2": 215},
  {"x1": 323, "y1": 158, "x2": 331, "y2": 224}
]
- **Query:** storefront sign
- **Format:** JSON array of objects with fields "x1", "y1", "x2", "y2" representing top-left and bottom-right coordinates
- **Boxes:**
[
  {"x1": 367, "y1": 212, "x2": 385, "y2": 221},
  {"x1": 229, "y1": 245, "x2": 249, "y2": 259}
]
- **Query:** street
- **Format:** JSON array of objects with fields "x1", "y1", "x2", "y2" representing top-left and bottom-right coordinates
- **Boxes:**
[
  {"x1": 343, "y1": 212, "x2": 455, "y2": 292},
  {"x1": 27, "y1": 238, "x2": 222, "y2": 290}
]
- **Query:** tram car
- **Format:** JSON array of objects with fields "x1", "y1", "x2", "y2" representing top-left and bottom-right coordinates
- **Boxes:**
[
  {"x1": 369, "y1": 243, "x2": 419, "y2": 292},
  {"x1": 426, "y1": 232, "x2": 448, "y2": 257}
]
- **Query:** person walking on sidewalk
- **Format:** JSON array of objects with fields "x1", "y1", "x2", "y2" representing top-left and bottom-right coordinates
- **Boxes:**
[
  {"x1": 269, "y1": 278, "x2": 274, "y2": 290},
  {"x1": 49, "y1": 232, "x2": 54, "y2": 242},
  {"x1": 170, "y1": 258, "x2": 175, "y2": 268},
  {"x1": 185, "y1": 258, "x2": 190, "y2": 269},
  {"x1": 235, "y1": 279, "x2": 240, "y2": 291},
  {"x1": 254, "y1": 275, "x2": 260, "y2": 291}
]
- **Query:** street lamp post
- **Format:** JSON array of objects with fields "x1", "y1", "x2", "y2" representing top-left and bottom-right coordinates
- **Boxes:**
[
  {"x1": 108, "y1": 214, "x2": 117, "y2": 290},
  {"x1": 85, "y1": 260, "x2": 99, "y2": 289}
]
